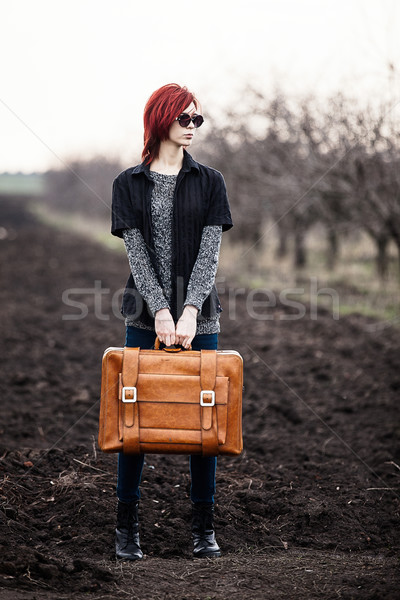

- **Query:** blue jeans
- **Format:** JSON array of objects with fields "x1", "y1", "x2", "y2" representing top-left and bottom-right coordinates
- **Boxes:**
[{"x1": 117, "y1": 326, "x2": 218, "y2": 504}]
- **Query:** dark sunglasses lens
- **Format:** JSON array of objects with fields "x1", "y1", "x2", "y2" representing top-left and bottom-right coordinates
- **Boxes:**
[
  {"x1": 193, "y1": 115, "x2": 204, "y2": 128},
  {"x1": 178, "y1": 114, "x2": 191, "y2": 127}
]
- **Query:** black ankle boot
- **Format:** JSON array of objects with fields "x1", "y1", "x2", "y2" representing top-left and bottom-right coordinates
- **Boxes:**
[
  {"x1": 191, "y1": 502, "x2": 221, "y2": 558},
  {"x1": 115, "y1": 500, "x2": 143, "y2": 560}
]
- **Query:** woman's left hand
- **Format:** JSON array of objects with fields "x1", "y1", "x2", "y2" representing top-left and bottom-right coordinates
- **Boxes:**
[{"x1": 175, "y1": 305, "x2": 198, "y2": 349}]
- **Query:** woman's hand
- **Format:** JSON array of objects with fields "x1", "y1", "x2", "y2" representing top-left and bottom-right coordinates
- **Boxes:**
[
  {"x1": 155, "y1": 308, "x2": 176, "y2": 347},
  {"x1": 175, "y1": 305, "x2": 198, "y2": 349}
]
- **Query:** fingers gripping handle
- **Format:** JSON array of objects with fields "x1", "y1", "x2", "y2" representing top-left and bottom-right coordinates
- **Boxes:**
[{"x1": 154, "y1": 337, "x2": 192, "y2": 352}]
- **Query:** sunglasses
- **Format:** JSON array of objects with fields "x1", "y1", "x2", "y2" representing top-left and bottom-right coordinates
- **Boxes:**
[{"x1": 175, "y1": 113, "x2": 204, "y2": 128}]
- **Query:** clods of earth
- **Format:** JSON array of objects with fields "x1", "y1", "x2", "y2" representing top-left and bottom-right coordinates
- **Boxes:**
[{"x1": 0, "y1": 198, "x2": 399, "y2": 599}]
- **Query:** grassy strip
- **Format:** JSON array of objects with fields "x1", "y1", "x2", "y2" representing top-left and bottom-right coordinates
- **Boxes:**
[
  {"x1": 219, "y1": 234, "x2": 400, "y2": 326},
  {"x1": 29, "y1": 202, "x2": 123, "y2": 252},
  {"x1": 30, "y1": 201, "x2": 400, "y2": 327}
]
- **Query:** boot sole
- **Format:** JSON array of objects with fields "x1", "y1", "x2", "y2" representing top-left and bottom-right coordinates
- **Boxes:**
[
  {"x1": 116, "y1": 552, "x2": 143, "y2": 561},
  {"x1": 194, "y1": 550, "x2": 221, "y2": 558}
]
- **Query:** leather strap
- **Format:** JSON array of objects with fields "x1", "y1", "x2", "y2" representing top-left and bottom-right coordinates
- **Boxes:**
[
  {"x1": 200, "y1": 350, "x2": 219, "y2": 456},
  {"x1": 121, "y1": 347, "x2": 140, "y2": 453}
]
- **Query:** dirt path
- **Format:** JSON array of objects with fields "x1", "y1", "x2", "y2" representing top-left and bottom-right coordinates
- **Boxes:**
[{"x1": 0, "y1": 197, "x2": 399, "y2": 599}]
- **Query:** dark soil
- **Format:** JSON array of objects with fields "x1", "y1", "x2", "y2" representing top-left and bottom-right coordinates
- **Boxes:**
[{"x1": 0, "y1": 197, "x2": 399, "y2": 599}]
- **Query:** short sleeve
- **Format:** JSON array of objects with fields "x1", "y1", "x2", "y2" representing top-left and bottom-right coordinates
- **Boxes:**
[
  {"x1": 111, "y1": 173, "x2": 137, "y2": 238},
  {"x1": 205, "y1": 171, "x2": 233, "y2": 232}
]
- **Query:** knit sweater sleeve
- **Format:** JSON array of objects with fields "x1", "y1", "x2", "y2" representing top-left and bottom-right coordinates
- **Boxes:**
[
  {"x1": 184, "y1": 225, "x2": 222, "y2": 312},
  {"x1": 122, "y1": 228, "x2": 170, "y2": 316}
]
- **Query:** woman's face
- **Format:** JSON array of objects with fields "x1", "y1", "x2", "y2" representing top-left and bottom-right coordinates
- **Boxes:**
[{"x1": 168, "y1": 102, "x2": 198, "y2": 148}]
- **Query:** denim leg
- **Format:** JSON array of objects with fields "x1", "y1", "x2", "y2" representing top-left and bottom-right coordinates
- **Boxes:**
[
  {"x1": 189, "y1": 332, "x2": 218, "y2": 504},
  {"x1": 117, "y1": 453, "x2": 145, "y2": 503},
  {"x1": 125, "y1": 326, "x2": 157, "y2": 349},
  {"x1": 116, "y1": 327, "x2": 157, "y2": 503},
  {"x1": 190, "y1": 455, "x2": 217, "y2": 504}
]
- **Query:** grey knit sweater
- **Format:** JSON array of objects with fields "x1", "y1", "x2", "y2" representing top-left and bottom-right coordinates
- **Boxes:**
[{"x1": 123, "y1": 171, "x2": 222, "y2": 334}]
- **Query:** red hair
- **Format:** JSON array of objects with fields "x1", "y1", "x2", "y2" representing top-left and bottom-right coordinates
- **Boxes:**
[{"x1": 142, "y1": 83, "x2": 200, "y2": 165}]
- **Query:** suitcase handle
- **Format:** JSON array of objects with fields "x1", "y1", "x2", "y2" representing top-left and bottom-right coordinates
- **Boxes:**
[{"x1": 154, "y1": 337, "x2": 192, "y2": 352}]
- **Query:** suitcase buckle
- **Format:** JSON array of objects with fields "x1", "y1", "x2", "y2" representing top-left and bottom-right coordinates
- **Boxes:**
[
  {"x1": 122, "y1": 386, "x2": 137, "y2": 403},
  {"x1": 200, "y1": 390, "x2": 215, "y2": 407}
]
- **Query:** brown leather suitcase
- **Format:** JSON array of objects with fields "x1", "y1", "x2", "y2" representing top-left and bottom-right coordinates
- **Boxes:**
[{"x1": 98, "y1": 344, "x2": 243, "y2": 456}]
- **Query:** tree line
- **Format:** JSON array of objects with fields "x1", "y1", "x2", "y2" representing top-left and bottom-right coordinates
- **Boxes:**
[{"x1": 44, "y1": 88, "x2": 400, "y2": 280}]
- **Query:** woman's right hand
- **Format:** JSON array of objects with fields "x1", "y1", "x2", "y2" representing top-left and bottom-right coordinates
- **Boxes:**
[{"x1": 155, "y1": 308, "x2": 176, "y2": 347}]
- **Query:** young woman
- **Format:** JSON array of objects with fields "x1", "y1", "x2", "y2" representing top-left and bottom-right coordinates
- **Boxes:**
[{"x1": 111, "y1": 83, "x2": 233, "y2": 560}]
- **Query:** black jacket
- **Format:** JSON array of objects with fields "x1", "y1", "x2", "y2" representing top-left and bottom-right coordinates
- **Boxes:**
[{"x1": 111, "y1": 150, "x2": 233, "y2": 326}]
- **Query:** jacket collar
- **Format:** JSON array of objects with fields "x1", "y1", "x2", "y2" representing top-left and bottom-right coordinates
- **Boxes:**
[{"x1": 130, "y1": 150, "x2": 200, "y2": 177}]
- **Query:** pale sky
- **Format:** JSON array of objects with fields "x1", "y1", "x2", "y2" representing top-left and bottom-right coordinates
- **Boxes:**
[{"x1": 1, "y1": 0, "x2": 399, "y2": 172}]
